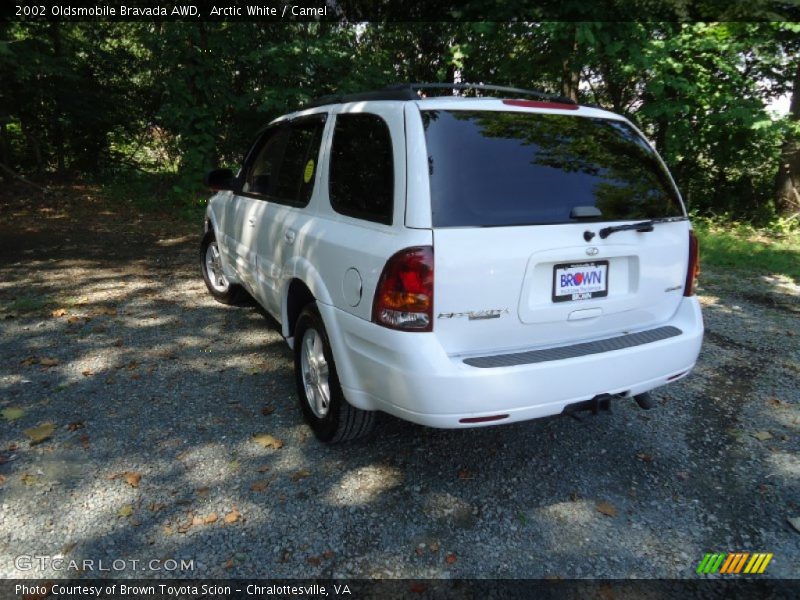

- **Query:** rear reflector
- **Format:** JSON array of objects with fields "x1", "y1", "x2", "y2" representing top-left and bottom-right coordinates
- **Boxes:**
[
  {"x1": 459, "y1": 414, "x2": 509, "y2": 424},
  {"x1": 503, "y1": 99, "x2": 579, "y2": 111},
  {"x1": 684, "y1": 231, "x2": 700, "y2": 296},
  {"x1": 667, "y1": 371, "x2": 688, "y2": 381}
]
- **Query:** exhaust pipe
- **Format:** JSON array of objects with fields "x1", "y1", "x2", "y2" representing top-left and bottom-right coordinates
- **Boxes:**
[{"x1": 634, "y1": 392, "x2": 656, "y2": 410}]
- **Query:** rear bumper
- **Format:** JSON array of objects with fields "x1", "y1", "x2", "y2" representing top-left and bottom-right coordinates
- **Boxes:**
[{"x1": 320, "y1": 296, "x2": 703, "y2": 428}]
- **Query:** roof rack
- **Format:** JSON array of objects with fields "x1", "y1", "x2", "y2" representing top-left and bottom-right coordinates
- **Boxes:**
[
  {"x1": 389, "y1": 83, "x2": 576, "y2": 105},
  {"x1": 300, "y1": 83, "x2": 576, "y2": 109},
  {"x1": 302, "y1": 87, "x2": 416, "y2": 109}
]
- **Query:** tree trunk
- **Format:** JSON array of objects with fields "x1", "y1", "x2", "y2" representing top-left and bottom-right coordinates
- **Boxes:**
[
  {"x1": 775, "y1": 59, "x2": 800, "y2": 216},
  {"x1": 21, "y1": 120, "x2": 43, "y2": 175},
  {"x1": 0, "y1": 123, "x2": 9, "y2": 181},
  {"x1": 654, "y1": 117, "x2": 668, "y2": 156},
  {"x1": 601, "y1": 63, "x2": 625, "y2": 114},
  {"x1": 49, "y1": 23, "x2": 67, "y2": 176},
  {"x1": 560, "y1": 26, "x2": 580, "y2": 102}
]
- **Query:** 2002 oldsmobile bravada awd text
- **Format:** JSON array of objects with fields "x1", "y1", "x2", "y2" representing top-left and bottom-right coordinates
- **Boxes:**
[{"x1": 200, "y1": 83, "x2": 704, "y2": 443}]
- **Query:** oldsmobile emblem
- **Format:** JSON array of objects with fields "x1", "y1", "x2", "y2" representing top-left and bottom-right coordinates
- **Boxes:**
[{"x1": 585, "y1": 247, "x2": 599, "y2": 256}]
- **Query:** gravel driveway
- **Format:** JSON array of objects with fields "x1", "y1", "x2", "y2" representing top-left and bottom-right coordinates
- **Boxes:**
[{"x1": 1, "y1": 187, "x2": 798, "y2": 580}]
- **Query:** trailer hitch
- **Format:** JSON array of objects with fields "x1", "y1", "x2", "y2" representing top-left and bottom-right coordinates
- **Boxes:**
[{"x1": 562, "y1": 394, "x2": 614, "y2": 422}]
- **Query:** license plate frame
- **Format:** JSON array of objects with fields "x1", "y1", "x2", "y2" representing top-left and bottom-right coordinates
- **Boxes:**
[{"x1": 552, "y1": 260, "x2": 609, "y2": 303}]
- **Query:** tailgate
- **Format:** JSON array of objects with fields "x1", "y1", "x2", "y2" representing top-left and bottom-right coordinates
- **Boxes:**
[{"x1": 433, "y1": 221, "x2": 690, "y2": 356}]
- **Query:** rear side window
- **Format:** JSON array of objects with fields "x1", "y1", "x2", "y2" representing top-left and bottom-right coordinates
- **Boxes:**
[
  {"x1": 422, "y1": 110, "x2": 683, "y2": 227},
  {"x1": 329, "y1": 113, "x2": 394, "y2": 225},
  {"x1": 243, "y1": 115, "x2": 325, "y2": 206}
]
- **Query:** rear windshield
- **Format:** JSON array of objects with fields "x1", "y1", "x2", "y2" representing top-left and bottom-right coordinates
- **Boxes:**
[{"x1": 421, "y1": 110, "x2": 684, "y2": 227}]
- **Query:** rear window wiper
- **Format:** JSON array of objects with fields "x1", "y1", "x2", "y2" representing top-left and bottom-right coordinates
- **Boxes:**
[{"x1": 598, "y1": 220, "x2": 655, "y2": 239}]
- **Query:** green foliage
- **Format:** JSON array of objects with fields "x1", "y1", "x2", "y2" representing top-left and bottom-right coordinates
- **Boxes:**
[
  {"x1": 630, "y1": 23, "x2": 791, "y2": 219},
  {"x1": 693, "y1": 216, "x2": 800, "y2": 282},
  {"x1": 0, "y1": 21, "x2": 796, "y2": 222},
  {"x1": 0, "y1": 22, "x2": 155, "y2": 175},
  {"x1": 135, "y1": 22, "x2": 363, "y2": 197},
  {"x1": 101, "y1": 168, "x2": 207, "y2": 222}
]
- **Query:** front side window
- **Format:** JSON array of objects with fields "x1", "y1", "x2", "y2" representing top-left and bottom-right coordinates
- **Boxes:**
[
  {"x1": 329, "y1": 113, "x2": 394, "y2": 225},
  {"x1": 422, "y1": 110, "x2": 684, "y2": 227},
  {"x1": 243, "y1": 127, "x2": 287, "y2": 196},
  {"x1": 242, "y1": 115, "x2": 325, "y2": 206}
]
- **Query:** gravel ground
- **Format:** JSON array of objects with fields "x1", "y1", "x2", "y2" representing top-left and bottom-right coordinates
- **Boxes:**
[{"x1": 1, "y1": 187, "x2": 798, "y2": 580}]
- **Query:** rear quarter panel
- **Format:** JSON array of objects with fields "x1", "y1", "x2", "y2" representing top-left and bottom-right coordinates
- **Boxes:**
[{"x1": 299, "y1": 101, "x2": 431, "y2": 322}]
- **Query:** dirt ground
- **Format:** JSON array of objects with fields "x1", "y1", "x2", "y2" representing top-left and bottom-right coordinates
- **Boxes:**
[{"x1": 1, "y1": 185, "x2": 798, "y2": 580}]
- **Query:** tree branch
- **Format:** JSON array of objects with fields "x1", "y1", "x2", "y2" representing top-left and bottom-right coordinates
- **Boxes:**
[{"x1": 0, "y1": 163, "x2": 51, "y2": 193}]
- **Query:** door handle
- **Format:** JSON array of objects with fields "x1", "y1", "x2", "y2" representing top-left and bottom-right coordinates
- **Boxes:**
[
  {"x1": 248, "y1": 218, "x2": 256, "y2": 227},
  {"x1": 284, "y1": 229, "x2": 296, "y2": 244}
]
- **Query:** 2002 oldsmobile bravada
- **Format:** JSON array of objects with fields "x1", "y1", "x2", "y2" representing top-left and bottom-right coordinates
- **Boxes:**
[{"x1": 200, "y1": 83, "x2": 704, "y2": 443}]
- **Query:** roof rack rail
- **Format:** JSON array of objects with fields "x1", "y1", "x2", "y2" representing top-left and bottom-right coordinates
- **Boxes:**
[
  {"x1": 387, "y1": 83, "x2": 577, "y2": 105},
  {"x1": 300, "y1": 83, "x2": 576, "y2": 110},
  {"x1": 301, "y1": 87, "x2": 416, "y2": 109}
]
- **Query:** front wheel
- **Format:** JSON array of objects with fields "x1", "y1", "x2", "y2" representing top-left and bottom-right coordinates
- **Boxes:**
[
  {"x1": 200, "y1": 230, "x2": 246, "y2": 305},
  {"x1": 294, "y1": 304, "x2": 375, "y2": 443}
]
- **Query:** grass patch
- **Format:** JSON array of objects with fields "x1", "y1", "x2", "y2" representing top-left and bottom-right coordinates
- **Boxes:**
[
  {"x1": 101, "y1": 169, "x2": 208, "y2": 223},
  {"x1": 693, "y1": 217, "x2": 800, "y2": 282},
  {"x1": 2, "y1": 291, "x2": 88, "y2": 318},
  {"x1": 6, "y1": 295, "x2": 52, "y2": 314}
]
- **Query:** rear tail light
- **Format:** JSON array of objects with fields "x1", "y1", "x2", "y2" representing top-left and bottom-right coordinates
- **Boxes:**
[
  {"x1": 684, "y1": 230, "x2": 700, "y2": 296},
  {"x1": 372, "y1": 246, "x2": 433, "y2": 332}
]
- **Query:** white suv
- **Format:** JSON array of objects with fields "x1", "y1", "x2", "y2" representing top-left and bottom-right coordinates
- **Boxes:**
[{"x1": 200, "y1": 83, "x2": 704, "y2": 442}]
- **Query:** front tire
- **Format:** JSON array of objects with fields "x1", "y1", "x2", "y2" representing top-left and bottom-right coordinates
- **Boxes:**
[
  {"x1": 294, "y1": 304, "x2": 375, "y2": 443},
  {"x1": 200, "y1": 230, "x2": 246, "y2": 305}
]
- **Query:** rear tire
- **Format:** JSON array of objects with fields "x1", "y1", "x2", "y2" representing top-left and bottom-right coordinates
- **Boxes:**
[
  {"x1": 294, "y1": 304, "x2": 375, "y2": 443},
  {"x1": 200, "y1": 230, "x2": 246, "y2": 305}
]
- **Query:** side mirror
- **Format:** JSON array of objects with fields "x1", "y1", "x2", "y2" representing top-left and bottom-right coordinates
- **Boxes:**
[{"x1": 203, "y1": 168, "x2": 235, "y2": 191}]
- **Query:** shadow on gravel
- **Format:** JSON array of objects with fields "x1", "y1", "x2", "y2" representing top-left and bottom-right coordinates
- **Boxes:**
[{"x1": 1, "y1": 189, "x2": 798, "y2": 579}]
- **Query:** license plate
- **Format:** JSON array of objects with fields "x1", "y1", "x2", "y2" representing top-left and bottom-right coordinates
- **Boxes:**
[{"x1": 552, "y1": 260, "x2": 608, "y2": 303}]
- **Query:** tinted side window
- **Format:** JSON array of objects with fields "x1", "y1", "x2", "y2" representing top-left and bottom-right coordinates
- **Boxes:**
[
  {"x1": 244, "y1": 127, "x2": 287, "y2": 196},
  {"x1": 273, "y1": 118, "x2": 325, "y2": 205},
  {"x1": 329, "y1": 114, "x2": 394, "y2": 225},
  {"x1": 243, "y1": 116, "x2": 325, "y2": 206}
]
